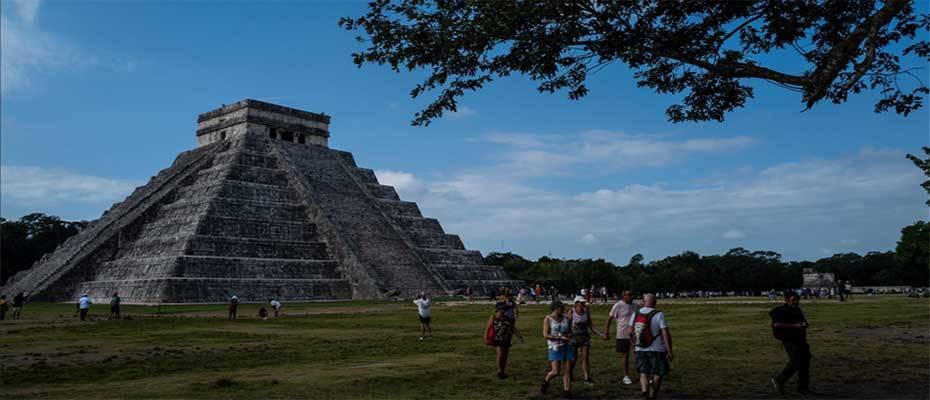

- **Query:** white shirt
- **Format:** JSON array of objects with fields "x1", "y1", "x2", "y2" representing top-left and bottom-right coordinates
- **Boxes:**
[
  {"x1": 628, "y1": 306, "x2": 668, "y2": 352},
  {"x1": 610, "y1": 300, "x2": 638, "y2": 339},
  {"x1": 413, "y1": 298, "x2": 431, "y2": 318},
  {"x1": 270, "y1": 300, "x2": 281, "y2": 310},
  {"x1": 79, "y1": 296, "x2": 92, "y2": 309}
]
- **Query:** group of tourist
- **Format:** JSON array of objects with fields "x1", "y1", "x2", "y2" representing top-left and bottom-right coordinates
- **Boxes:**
[
  {"x1": 470, "y1": 288, "x2": 672, "y2": 399},
  {"x1": 0, "y1": 292, "x2": 26, "y2": 320},
  {"x1": 228, "y1": 296, "x2": 283, "y2": 320},
  {"x1": 412, "y1": 287, "x2": 811, "y2": 399}
]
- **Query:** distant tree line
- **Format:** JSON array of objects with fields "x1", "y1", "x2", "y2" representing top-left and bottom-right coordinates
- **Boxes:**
[
  {"x1": 0, "y1": 214, "x2": 88, "y2": 285},
  {"x1": 487, "y1": 221, "x2": 928, "y2": 295}
]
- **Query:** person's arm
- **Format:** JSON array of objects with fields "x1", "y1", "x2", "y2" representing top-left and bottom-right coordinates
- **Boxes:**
[
  {"x1": 662, "y1": 328, "x2": 673, "y2": 361},
  {"x1": 542, "y1": 316, "x2": 551, "y2": 339}
]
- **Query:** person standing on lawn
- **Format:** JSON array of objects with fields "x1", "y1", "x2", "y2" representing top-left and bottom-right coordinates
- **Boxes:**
[
  {"x1": 414, "y1": 292, "x2": 432, "y2": 340},
  {"x1": 769, "y1": 291, "x2": 813, "y2": 395},
  {"x1": 228, "y1": 295, "x2": 239, "y2": 320},
  {"x1": 0, "y1": 295, "x2": 8, "y2": 321},
  {"x1": 541, "y1": 301, "x2": 573, "y2": 398},
  {"x1": 11, "y1": 292, "x2": 25, "y2": 320},
  {"x1": 270, "y1": 298, "x2": 282, "y2": 318},
  {"x1": 109, "y1": 292, "x2": 121, "y2": 320},
  {"x1": 629, "y1": 293, "x2": 672, "y2": 399},
  {"x1": 489, "y1": 302, "x2": 523, "y2": 379},
  {"x1": 568, "y1": 295, "x2": 604, "y2": 386},
  {"x1": 78, "y1": 293, "x2": 92, "y2": 321},
  {"x1": 604, "y1": 290, "x2": 638, "y2": 385}
]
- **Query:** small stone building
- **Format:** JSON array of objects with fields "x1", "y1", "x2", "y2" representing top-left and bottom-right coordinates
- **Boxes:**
[{"x1": 2, "y1": 100, "x2": 522, "y2": 303}]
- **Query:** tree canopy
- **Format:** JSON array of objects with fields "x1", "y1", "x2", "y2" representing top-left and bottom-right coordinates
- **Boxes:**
[
  {"x1": 341, "y1": 0, "x2": 929, "y2": 126},
  {"x1": 0, "y1": 214, "x2": 87, "y2": 285}
]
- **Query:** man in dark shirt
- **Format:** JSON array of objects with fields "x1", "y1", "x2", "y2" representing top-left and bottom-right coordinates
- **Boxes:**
[{"x1": 769, "y1": 291, "x2": 811, "y2": 395}]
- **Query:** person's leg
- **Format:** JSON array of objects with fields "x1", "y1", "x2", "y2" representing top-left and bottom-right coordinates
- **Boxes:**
[
  {"x1": 569, "y1": 346, "x2": 578, "y2": 382},
  {"x1": 640, "y1": 373, "x2": 649, "y2": 395},
  {"x1": 544, "y1": 360, "x2": 560, "y2": 385},
  {"x1": 797, "y1": 343, "x2": 811, "y2": 392},
  {"x1": 776, "y1": 341, "x2": 800, "y2": 386},
  {"x1": 581, "y1": 345, "x2": 591, "y2": 381},
  {"x1": 80, "y1": 308, "x2": 87, "y2": 321},
  {"x1": 650, "y1": 375, "x2": 663, "y2": 398},
  {"x1": 495, "y1": 346, "x2": 504, "y2": 374},
  {"x1": 426, "y1": 321, "x2": 432, "y2": 337},
  {"x1": 561, "y1": 360, "x2": 572, "y2": 393},
  {"x1": 622, "y1": 350, "x2": 631, "y2": 378}
]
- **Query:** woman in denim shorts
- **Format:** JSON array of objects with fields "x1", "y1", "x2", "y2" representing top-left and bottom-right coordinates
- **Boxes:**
[{"x1": 541, "y1": 301, "x2": 574, "y2": 398}]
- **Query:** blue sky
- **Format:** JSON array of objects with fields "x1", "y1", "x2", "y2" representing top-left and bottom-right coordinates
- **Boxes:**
[{"x1": 2, "y1": 0, "x2": 927, "y2": 263}]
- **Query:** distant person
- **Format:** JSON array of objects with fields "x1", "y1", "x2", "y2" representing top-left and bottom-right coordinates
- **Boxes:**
[
  {"x1": 568, "y1": 295, "x2": 603, "y2": 386},
  {"x1": 604, "y1": 290, "x2": 638, "y2": 385},
  {"x1": 534, "y1": 285, "x2": 542, "y2": 304},
  {"x1": 600, "y1": 286, "x2": 608, "y2": 304},
  {"x1": 769, "y1": 291, "x2": 813, "y2": 396},
  {"x1": 228, "y1": 295, "x2": 239, "y2": 320},
  {"x1": 518, "y1": 287, "x2": 527, "y2": 304},
  {"x1": 270, "y1": 299, "x2": 282, "y2": 318},
  {"x1": 845, "y1": 282, "x2": 853, "y2": 301},
  {"x1": 541, "y1": 301, "x2": 573, "y2": 398},
  {"x1": 109, "y1": 292, "x2": 121, "y2": 320},
  {"x1": 258, "y1": 307, "x2": 268, "y2": 320},
  {"x1": 11, "y1": 292, "x2": 25, "y2": 320},
  {"x1": 466, "y1": 286, "x2": 473, "y2": 303},
  {"x1": 837, "y1": 280, "x2": 846, "y2": 302},
  {"x1": 78, "y1": 293, "x2": 92, "y2": 321},
  {"x1": 0, "y1": 295, "x2": 8, "y2": 320},
  {"x1": 629, "y1": 293, "x2": 672, "y2": 399},
  {"x1": 414, "y1": 292, "x2": 432, "y2": 340},
  {"x1": 488, "y1": 302, "x2": 522, "y2": 379}
]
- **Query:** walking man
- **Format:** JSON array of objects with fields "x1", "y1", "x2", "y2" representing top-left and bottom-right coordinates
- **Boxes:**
[
  {"x1": 109, "y1": 292, "x2": 121, "y2": 320},
  {"x1": 604, "y1": 290, "x2": 638, "y2": 385},
  {"x1": 78, "y1": 293, "x2": 92, "y2": 321},
  {"x1": 770, "y1": 291, "x2": 813, "y2": 395},
  {"x1": 11, "y1": 292, "x2": 25, "y2": 320},
  {"x1": 629, "y1": 293, "x2": 672, "y2": 399},
  {"x1": 414, "y1": 292, "x2": 432, "y2": 340}
]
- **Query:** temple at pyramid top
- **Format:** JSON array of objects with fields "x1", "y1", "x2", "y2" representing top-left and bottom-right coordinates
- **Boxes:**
[
  {"x1": 196, "y1": 99, "x2": 331, "y2": 147},
  {"x1": 2, "y1": 99, "x2": 522, "y2": 303}
]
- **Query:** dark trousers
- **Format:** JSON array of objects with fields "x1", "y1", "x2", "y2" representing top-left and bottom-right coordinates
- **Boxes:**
[
  {"x1": 776, "y1": 341, "x2": 810, "y2": 391},
  {"x1": 80, "y1": 308, "x2": 89, "y2": 321}
]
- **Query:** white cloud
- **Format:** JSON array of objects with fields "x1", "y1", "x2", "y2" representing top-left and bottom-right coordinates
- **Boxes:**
[
  {"x1": 1, "y1": 0, "x2": 134, "y2": 95},
  {"x1": 579, "y1": 233, "x2": 597, "y2": 245},
  {"x1": 722, "y1": 229, "x2": 747, "y2": 240},
  {"x1": 447, "y1": 106, "x2": 477, "y2": 119},
  {"x1": 0, "y1": 165, "x2": 139, "y2": 206},
  {"x1": 477, "y1": 130, "x2": 755, "y2": 177},
  {"x1": 383, "y1": 146, "x2": 924, "y2": 262}
]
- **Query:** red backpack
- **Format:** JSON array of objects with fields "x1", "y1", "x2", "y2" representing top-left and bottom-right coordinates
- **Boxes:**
[{"x1": 631, "y1": 309, "x2": 660, "y2": 347}]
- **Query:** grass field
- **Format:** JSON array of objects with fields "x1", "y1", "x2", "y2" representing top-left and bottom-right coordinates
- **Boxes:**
[{"x1": 1, "y1": 296, "x2": 927, "y2": 399}]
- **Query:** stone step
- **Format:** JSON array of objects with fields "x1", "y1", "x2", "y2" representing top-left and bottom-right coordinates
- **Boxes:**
[
  {"x1": 176, "y1": 181, "x2": 300, "y2": 204},
  {"x1": 366, "y1": 183, "x2": 400, "y2": 201},
  {"x1": 353, "y1": 168, "x2": 378, "y2": 184},
  {"x1": 392, "y1": 216, "x2": 443, "y2": 232},
  {"x1": 79, "y1": 277, "x2": 352, "y2": 303},
  {"x1": 118, "y1": 236, "x2": 188, "y2": 259},
  {"x1": 185, "y1": 235, "x2": 329, "y2": 260},
  {"x1": 407, "y1": 231, "x2": 465, "y2": 249},
  {"x1": 196, "y1": 216, "x2": 318, "y2": 241},
  {"x1": 173, "y1": 256, "x2": 340, "y2": 279},
  {"x1": 198, "y1": 164, "x2": 289, "y2": 187},
  {"x1": 375, "y1": 199, "x2": 423, "y2": 218},
  {"x1": 416, "y1": 248, "x2": 485, "y2": 265},
  {"x1": 205, "y1": 198, "x2": 307, "y2": 221},
  {"x1": 214, "y1": 151, "x2": 280, "y2": 169},
  {"x1": 428, "y1": 263, "x2": 512, "y2": 281}
]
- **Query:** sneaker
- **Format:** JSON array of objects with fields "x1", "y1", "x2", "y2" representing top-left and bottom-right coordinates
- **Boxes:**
[
  {"x1": 770, "y1": 378, "x2": 784, "y2": 395},
  {"x1": 583, "y1": 378, "x2": 594, "y2": 386},
  {"x1": 418, "y1": 336, "x2": 424, "y2": 341},
  {"x1": 623, "y1": 376, "x2": 633, "y2": 385}
]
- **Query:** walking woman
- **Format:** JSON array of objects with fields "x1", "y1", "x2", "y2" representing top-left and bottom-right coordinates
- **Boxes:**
[
  {"x1": 569, "y1": 295, "x2": 604, "y2": 385},
  {"x1": 541, "y1": 301, "x2": 573, "y2": 398},
  {"x1": 489, "y1": 303, "x2": 523, "y2": 379}
]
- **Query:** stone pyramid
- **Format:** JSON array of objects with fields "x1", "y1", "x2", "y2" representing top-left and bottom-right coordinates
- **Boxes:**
[{"x1": 2, "y1": 100, "x2": 522, "y2": 303}]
